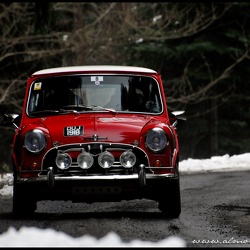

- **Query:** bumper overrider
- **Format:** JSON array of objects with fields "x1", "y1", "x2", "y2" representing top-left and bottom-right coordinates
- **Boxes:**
[{"x1": 15, "y1": 142, "x2": 179, "y2": 202}]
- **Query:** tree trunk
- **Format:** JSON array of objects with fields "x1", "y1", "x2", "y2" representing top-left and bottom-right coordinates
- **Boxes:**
[{"x1": 210, "y1": 98, "x2": 218, "y2": 156}]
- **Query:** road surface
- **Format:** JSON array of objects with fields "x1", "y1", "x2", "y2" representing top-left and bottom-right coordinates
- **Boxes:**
[{"x1": 0, "y1": 170, "x2": 250, "y2": 247}]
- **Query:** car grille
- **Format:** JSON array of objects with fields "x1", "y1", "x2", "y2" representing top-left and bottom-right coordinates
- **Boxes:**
[{"x1": 42, "y1": 142, "x2": 150, "y2": 176}]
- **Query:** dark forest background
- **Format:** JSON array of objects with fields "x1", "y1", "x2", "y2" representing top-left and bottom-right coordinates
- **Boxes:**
[{"x1": 0, "y1": 2, "x2": 249, "y2": 172}]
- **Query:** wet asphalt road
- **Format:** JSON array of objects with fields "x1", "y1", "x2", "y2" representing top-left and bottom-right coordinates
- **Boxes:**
[{"x1": 0, "y1": 170, "x2": 250, "y2": 247}]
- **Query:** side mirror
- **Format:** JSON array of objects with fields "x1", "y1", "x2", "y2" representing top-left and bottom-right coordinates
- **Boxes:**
[
  {"x1": 170, "y1": 110, "x2": 186, "y2": 128},
  {"x1": 1, "y1": 113, "x2": 21, "y2": 129}
]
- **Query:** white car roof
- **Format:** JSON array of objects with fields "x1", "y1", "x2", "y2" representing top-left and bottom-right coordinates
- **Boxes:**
[{"x1": 32, "y1": 65, "x2": 157, "y2": 76}]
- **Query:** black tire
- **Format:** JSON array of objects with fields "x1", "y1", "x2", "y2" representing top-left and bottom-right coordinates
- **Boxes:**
[
  {"x1": 12, "y1": 175, "x2": 37, "y2": 216},
  {"x1": 158, "y1": 178, "x2": 181, "y2": 218}
]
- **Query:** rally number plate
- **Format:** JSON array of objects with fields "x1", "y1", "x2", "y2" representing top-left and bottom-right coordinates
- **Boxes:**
[{"x1": 64, "y1": 126, "x2": 84, "y2": 136}]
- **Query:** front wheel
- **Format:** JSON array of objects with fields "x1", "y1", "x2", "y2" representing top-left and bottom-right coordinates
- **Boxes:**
[
  {"x1": 158, "y1": 178, "x2": 181, "y2": 218},
  {"x1": 12, "y1": 175, "x2": 37, "y2": 217}
]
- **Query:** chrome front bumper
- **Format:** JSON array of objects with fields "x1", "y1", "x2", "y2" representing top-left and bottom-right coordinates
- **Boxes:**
[
  {"x1": 18, "y1": 164, "x2": 177, "y2": 188},
  {"x1": 15, "y1": 164, "x2": 179, "y2": 202}
]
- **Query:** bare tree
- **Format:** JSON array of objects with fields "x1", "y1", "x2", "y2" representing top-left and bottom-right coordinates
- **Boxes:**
[
  {"x1": 52, "y1": 2, "x2": 248, "y2": 109},
  {"x1": 0, "y1": 2, "x2": 249, "y2": 163},
  {"x1": 0, "y1": 2, "x2": 247, "y2": 112}
]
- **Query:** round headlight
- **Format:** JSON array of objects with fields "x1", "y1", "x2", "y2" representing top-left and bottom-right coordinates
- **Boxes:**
[
  {"x1": 24, "y1": 129, "x2": 46, "y2": 153},
  {"x1": 145, "y1": 128, "x2": 168, "y2": 152},
  {"x1": 56, "y1": 153, "x2": 72, "y2": 170},
  {"x1": 77, "y1": 152, "x2": 94, "y2": 169},
  {"x1": 120, "y1": 150, "x2": 136, "y2": 168},
  {"x1": 98, "y1": 151, "x2": 114, "y2": 168}
]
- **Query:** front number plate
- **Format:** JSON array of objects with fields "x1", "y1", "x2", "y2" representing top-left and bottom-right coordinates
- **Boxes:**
[{"x1": 64, "y1": 126, "x2": 84, "y2": 136}]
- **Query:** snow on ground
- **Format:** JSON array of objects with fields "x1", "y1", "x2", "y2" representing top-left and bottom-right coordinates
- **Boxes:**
[{"x1": 0, "y1": 153, "x2": 250, "y2": 247}]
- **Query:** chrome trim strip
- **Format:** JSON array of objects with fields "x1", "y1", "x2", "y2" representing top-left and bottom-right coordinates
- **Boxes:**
[{"x1": 17, "y1": 173, "x2": 177, "y2": 183}]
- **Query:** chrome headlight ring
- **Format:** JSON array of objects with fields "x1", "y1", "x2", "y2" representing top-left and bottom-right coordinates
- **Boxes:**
[
  {"x1": 145, "y1": 128, "x2": 168, "y2": 153},
  {"x1": 98, "y1": 151, "x2": 115, "y2": 169},
  {"x1": 120, "y1": 150, "x2": 136, "y2": 168},
  {"x1": 24, "y1": 129, "x2": 46, "y2": 153},
  {"x1": 77, "y1": 151, "x2": 94, "y2": 169},
  {"x1": 56, "y1": 153, "x2": 72, "y2": 170}
]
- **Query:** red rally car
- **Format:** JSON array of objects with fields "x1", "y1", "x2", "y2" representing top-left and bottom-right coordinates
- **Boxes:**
[{"x1": 1, "y1": 65, "x2": 185, "y2": 218}]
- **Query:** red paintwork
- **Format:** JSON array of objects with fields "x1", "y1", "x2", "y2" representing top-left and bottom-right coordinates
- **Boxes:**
[{"x1": 13, "y1": 66, "x2": 179, "y2": 176}]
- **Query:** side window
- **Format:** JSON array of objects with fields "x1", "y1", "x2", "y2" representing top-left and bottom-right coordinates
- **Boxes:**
[
  {"x1": 145, "y1": 81, "x2": 161, "y2": 113},
  {"x1": 126, "y1": 77, "x2": 162, "y2": 113},
  {"x1": 28, "y1": 93, "x2": 41, "y2": 112}
]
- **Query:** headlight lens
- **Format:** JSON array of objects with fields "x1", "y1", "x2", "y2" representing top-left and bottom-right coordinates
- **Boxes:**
[
  {"x1": 120, "y1": 150, "x2": 136, "y2": 168},
  {"x1": 24, "y1": 129, "x2": 46, "y2": 153},
  {"x1": 145, "y1": 128, "x2": 168, "y2": 152},
  {"x1": 98, "y1": 151, "x2": 114, "y2": 168},
  {"x1": 56, "y1": 153, "x2": 72, "y2": 170},
  {"x1": 77, "y1": 152, "x2": 94, "y2": 169}
]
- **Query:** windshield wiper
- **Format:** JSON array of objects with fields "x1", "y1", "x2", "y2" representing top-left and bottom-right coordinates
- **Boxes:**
[
  {"x1": 30, "y1": 110, "x2": 60, "y2": 115},
  {"x1": 30, "y1": 109, "x2": 79, "y2": 116},
  {"x1": 88, "y1": 105, "x2": 117, "y2": 114},
  {"x1": 64, "y1": 104, "x2": 117, "y2": 114},
  {"x1": 62, "y1": 104, "x2": 93, "y2": 110},
  {"x1": 30, "y1": 104, "x2": 117, "y2": 116}
]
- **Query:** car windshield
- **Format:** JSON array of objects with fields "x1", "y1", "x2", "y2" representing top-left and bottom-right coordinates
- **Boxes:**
[{"x1": 27, "y1": 75, "x2": 163, "y2": 116}]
